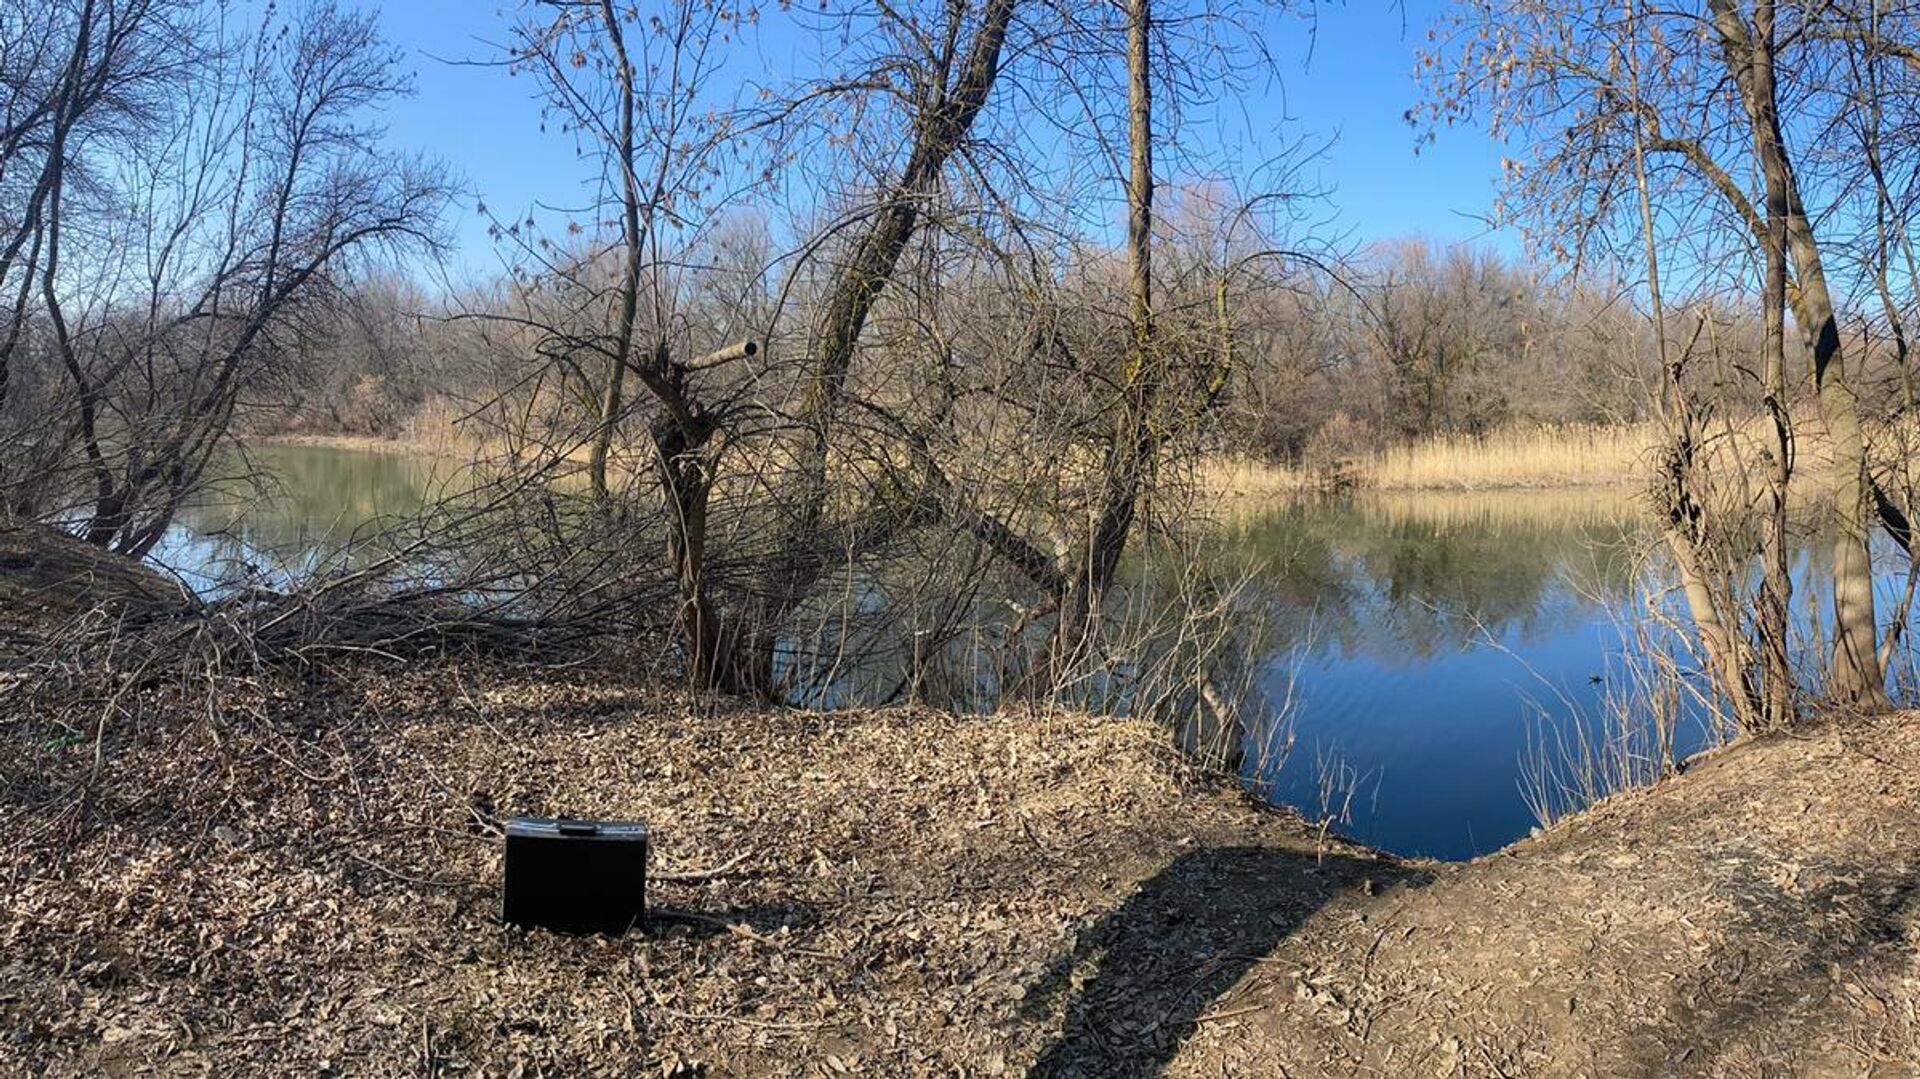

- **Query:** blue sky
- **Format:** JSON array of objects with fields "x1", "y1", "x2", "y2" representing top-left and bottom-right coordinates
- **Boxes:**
[
  {"x1": 365, "y1": 1, "x2": 1517, "y2": 274},
  {"x1": 1262, "y1": 2, "x2": 1517, "y2": 250}
]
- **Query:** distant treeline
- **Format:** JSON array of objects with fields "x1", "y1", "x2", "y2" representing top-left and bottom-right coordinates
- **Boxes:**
[{"x1": 257, "y1": 234, "x2": 1920, "y2": 475}]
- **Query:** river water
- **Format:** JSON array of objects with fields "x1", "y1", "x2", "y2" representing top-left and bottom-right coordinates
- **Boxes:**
[{"x1": 147, "y1": 444, "x2": 1910, "y2": 860}]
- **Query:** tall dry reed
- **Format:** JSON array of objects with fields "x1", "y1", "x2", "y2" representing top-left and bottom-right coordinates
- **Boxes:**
[{"x1": 1203, "y1": 423, "x2": 1658, "y2": 496}]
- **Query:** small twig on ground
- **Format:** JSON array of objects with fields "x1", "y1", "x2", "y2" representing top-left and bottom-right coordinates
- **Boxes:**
[
  {"x1": 653, "y1": 851, "x2": 753, "y2": 883},
  {"x1": 346, "y1": 852, "x2": 467, "y2": 890},
  {"x1": 1192, "y1": 1002, "x2": 1270, "y2": 1025}
]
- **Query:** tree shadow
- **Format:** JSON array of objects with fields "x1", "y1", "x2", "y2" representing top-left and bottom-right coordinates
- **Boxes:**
[
  {"x1": 1022, "y1": 845, "x2": 1427, "y2": 1078},
  {"x1": 1627, "y1": 856, "x2": 1920, "y2": 1075},
  {"x1": 644, "y1": 900, "x2": 820, "y2": 942}
]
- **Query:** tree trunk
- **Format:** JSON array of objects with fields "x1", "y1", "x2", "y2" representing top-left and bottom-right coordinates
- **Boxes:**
[
  {"x1": 1751, "y1": 0, "x2": 1796, "y2": 730},
  {"x1": 1709, "y1": 0, "x2": 1888, "y2": 711},
  {"x1": 657, "y1": 433, "x2": 731, "y2": 692},
  {"x1": 588, "y1": 356, "x2": 625, "y2": 502},
  {"x1": 1667, "y1": 523, "x2": 1762, "y2": 734},
  {"x1": 1755, "y1": 246, "x2": 1796, "y2": 729},
  {"x1": 1811, "y1": 305, "x2": 1889, "y2": 710},
  {"x1": 1051, "y1": 0, "x2": 1156, "y2": 676},
  {"x1": 753, "y1": 0, "x2": 1019, "y2": 667}
]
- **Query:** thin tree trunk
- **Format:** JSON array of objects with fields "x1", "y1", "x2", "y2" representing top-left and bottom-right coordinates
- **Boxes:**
[
  {"x1": 588, "y1": 357, "x2": 625, "y2": 502},
  {"x1": 1054, "y1": 0, "x2": 1157, "y2": 669},
  {"x1": 1752, "y1": 0, "x2": 1796, "y2": 730},
  {"x1": 588, "y1": 0, "x2": 645, "y2": 505},
  {"x1": 1709, "y1": 0, "x2": 1887, "y2": 711}
]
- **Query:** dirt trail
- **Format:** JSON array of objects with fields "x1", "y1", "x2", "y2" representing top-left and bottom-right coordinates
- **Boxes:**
[
  {"x1": 1176, "y1": 714, "x2": 1920, "y2": 1078},
  {"x1": 1, "y1": 664, "x2": 1914, "y2": 1076}
]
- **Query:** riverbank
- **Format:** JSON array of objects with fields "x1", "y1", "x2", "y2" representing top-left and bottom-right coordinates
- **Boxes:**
[
  {"x1": 0, "y1": 524, "x2": 187, "y2": 647},
  {"x1": 253, "y1": 431, "x2": 456, "y2": 455},
  {"x1": 0, "y1": 666, "x2": 1391, "y2": 1076},
  {"x1": 1178, "y1": 708, "x2": 1920, "y2": 1076},
  {"x1": 1205, "y1": 423, "x2": 1656, "y2": 496},
  {"x1": 259, "y1": 423, "x2": 1661, "y2": 494},
  {"x1": 3, "y1": 658, "x2": 1913, "y2": 1076}
]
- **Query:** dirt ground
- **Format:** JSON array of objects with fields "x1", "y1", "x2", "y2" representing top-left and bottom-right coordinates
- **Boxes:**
[
  {"x1": 0, "y1": 525, "x2": 186, "y2": 647},
  {"x1": 1175, "y1": 712, "x2": 1920, "y2": 1078},
  {"x1": 2, "y1": 661, "x2": 1916, "y2": 1077}
]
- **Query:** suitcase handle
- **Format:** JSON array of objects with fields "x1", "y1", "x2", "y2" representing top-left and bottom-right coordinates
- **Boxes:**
[{"x1": 557, "y1": 820, "x2": 600, "y2": 836}]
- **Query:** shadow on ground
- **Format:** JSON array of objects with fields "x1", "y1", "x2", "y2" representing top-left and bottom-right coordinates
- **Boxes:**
[
  {"x1": 1022, "y1": 844, "x2": 1426, "y2": 1078},
  {"x1": 1628, "y1": 856, "x2": 1920, "y2": 1075},
  {"x1": 644, "y1": 901, "x2": 820, "y2": 942}
]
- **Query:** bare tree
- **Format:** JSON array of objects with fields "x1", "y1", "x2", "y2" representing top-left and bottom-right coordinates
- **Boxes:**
[
  {"x1": 0, "y1": 0, "x2": 186, "y2": 505},
  {"x1": 472, "y1": 0, "x2": 1320, "y2": 705},
  {"x1": 741, "y1": 0, "x2": 1024, "y2": 693},
  {"x1": 500, "y1": 0, "x2": 773, "y2": 690},
  {"x1": 3, "y1": 0, "x2": 447, "y2": 556},
  {"x1": 1423, "y1": 0, "x2": 1920, "y2": 717}
]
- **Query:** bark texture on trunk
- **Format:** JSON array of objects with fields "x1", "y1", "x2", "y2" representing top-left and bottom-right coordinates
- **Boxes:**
[
  {"x1": 1709, "y1": 0, "x2": 1888, "y2": 711},
  {"x1": 751, "y1": 0, "x2": 1020, "y2": 676},
  {"x1": 1751, "y1": 0, "x2": 1797, "y2": 730}
]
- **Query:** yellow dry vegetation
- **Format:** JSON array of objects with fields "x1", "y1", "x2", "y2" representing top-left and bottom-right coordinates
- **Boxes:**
[{"x1": 1204, "y1": 423, "x2": 1659, "y2": 495}]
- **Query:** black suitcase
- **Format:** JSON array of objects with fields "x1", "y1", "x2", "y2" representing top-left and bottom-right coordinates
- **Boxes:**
[{"x1": 502, "y1": 817, "x2": 649, "y2": 935}]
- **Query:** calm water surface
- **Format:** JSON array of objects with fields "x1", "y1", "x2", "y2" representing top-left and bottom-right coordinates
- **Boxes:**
[
  {"x1": 152, "y1": 447, "x2": 1774, "y2": 861},
  {"x1": 1216, "y1": 491, "x2": 1664, "y2": 860},
  {"x1": 149, "y1": 445, "x2": 443, "y2": 592}
]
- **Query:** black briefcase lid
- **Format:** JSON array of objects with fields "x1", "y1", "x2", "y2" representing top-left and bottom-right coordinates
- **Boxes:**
[
  {"x1": 505, "y1": 817, "x2": 649, "y2": 840},
  {"x1": 502, "y1": 817, "x2": 649, "y2": 935}
]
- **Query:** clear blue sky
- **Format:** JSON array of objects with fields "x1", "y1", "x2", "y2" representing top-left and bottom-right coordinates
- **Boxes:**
[{"x1": 365, "y1": 1, "x2": 1517, "y2": 275}]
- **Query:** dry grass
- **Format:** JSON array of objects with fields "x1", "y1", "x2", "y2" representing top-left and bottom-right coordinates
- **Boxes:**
[
  {"x1": 1368, "y1": 423, "x2": 1655, "y2": 489},
  {"x1": 1205, "y1": 423, "x2": 1659, "y2": 497},
  {"x1": 253, "y1": 432, "x2": 438, "y2": 454},
  {"x1": 273, "y1": 420, "x2": 1669, "y2": 506},
  {"x1": 1197, "y1": 455, "x2": 1321, "y2": 499},
  {"x1": 1201, "y1": 412, "x2": 1900, "y2": 501},
  {"x1": 257, "y1": 402, "x2": 485, "y2": 459}
]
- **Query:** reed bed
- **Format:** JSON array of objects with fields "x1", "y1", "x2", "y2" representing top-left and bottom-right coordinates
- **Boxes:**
[
  {"x1": 1368, "y1": 423, "x2": 1655, "y2": 489},
  {"x1": 1205, "y1": 423, "x2": 1660, "y2": 496}
]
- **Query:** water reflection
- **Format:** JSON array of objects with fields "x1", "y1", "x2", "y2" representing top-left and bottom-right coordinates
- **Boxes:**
[
  {"x1": 1214, "y1": 491, "x2": 1646, "y2": 662},
  {"x1": 1225, "y1": 490, "x2": 1920, "y2": 861},
  {"x1": 147, "y1": 445, "x2": 444, "y2": 592},
  {"x1": 1194, "y1": 491, "x2": 1661, "y2": 860},
  {"x1": 149, "y1": 449, "x2": 1914, "y2": 862}
]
